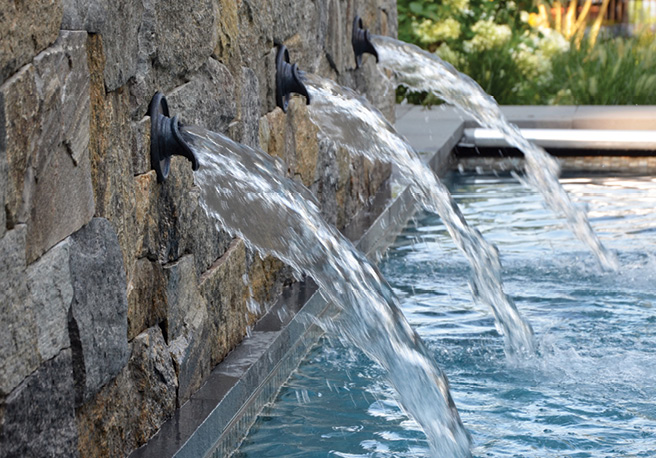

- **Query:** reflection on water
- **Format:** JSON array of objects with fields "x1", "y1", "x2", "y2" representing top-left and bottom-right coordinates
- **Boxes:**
[{"x1": 236, "y1": 174, "x2": 656, "y2": 458}]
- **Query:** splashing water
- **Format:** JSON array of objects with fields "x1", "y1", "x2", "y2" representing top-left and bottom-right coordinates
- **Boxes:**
[
  {"x1": 370, "y1": 35, "x2": 618, "y2": 271},
  {"x1": 180, "y1": 125, "x2": 472, "y2": 457},
  {"x1": 303, "y1": 73, "x2": 535, "y2": 355}
]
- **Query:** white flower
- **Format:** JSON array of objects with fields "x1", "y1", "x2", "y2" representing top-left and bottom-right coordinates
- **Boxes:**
[
  {"x1": 444, "y1": 0, "x2": 470, "y2": 11},
  {"x1": 464, "y1": 20, "x2": 512, "y2": 52},
  {"x1": 512, "y1": 42, "x2": 552, "y2": 80},
  {"x1": 412, "y1": 18, "x2": 461, "y2": 43},
  {"x1": 435, "y1": 43, "x2": 464, "y2": 67}
]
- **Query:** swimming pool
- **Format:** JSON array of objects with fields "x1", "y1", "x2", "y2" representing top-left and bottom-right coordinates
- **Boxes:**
[{"x1": 233, "y1": 173, "x2": 656, "y2": 457}]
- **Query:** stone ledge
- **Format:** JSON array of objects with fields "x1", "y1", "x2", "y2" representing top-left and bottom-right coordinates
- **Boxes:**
[{"x1": 396, "y1": 104, "x2": 656, "y2": 140}]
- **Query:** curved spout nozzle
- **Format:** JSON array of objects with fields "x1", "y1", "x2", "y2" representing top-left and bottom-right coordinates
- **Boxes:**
[
  {"x1": 275, "y1": 45, "x2": 311, "y2": 113},
  {"x1": 148, "y1": 92, "x2": 199, "y2": 183},
  {"x1": 352, "y1": 16, "x2": 379, "y2": 69}
]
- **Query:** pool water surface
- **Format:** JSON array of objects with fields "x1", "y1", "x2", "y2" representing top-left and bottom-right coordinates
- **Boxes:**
[{"x1": 234, "y1": 173, "x2": 656, "y2": 457}]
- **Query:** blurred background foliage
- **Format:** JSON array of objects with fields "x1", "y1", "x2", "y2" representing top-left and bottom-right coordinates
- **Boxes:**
[{"x1": 396, "y1": 0, "x2": 656, "y2": 104}]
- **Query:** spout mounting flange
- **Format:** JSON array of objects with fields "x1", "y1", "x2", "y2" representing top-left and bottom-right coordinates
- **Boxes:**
[
  {"x1": 148, "y1": 92, "x2": 199, "y2": 183},
  {"x1": 352, "y1": 16, "x2": 379, "y2": 69},
  {"x1": 275, "y1": 45, "x2": 311, "y2": 113}
]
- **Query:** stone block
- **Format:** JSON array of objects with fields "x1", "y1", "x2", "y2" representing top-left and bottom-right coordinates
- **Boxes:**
[
  {"x1": 132, "y1": 116, "x2": 151, "y2": 176},
  {"x1": 163, "y1": 255, "x2": 205, "y2": 343},
  {"x1": 164, "y1": 256, "x2": 211, "y2": 405},
  {"x1": 214, "y1": 0, "x2": 242, "y2": 67},
  {"x1": 61, "y1": 0, "x2": 106, "y2": 32},
  {"x1": 87, "y1": 34, "x2": 138, "y2": 281},
  {"x1": 76, "y1": 326, "x2": 177, "y2": 457},
  {"x1": 0, "y1": 0, "x2": 63, "y2": 85},
  {"x1": 153, "y1": 0, "x2": 218, "y2": 78},
  {"x1": 63, "y1": 0, "x2": 143, "y2": 91},
  {"x1": 127, "y1": 258, "x2": 167, "y2": 340},
  {"x1": 0, "y1": 350, "x2": 79, "y2": 458},
  {"x1": 199, "y1": 239, "x2": 248, "y2": 367},
  {"x1": 135, "y1": 158, "x2": 232, "y2": 274},
  {"x1": 229, "y1": 67, "x2": 261, "y2": 148},
  {"x1": 0, "y1": 226, "x2": 39, "y2": 396},
  {"x1": 323, "y1": 0, "x2": 346, "y2": 75},
  {"x1": 0, "y1": 31, "x2": 95, "y2": 263},
  {"x1": 0, "y1": 141, "x2": 5, "y2": 238},
  {"x1": 289, "y1": 99, "x2": 320, "y2": 188},
  {"x1": 26, "y1": 240, "x2": 73, "y2": 362},
  {"x1": 247, "y1": 251, "x2": 288, "y2": 311},
  {"x1": 134, "y1": 171, "x2": 161, "y2": 259},
  {"x1": 273, "y1": 2, "x2": 325, "y2": 74},
  {"x1": 167, "y1": 58, "x2": 236, "y2": 135},
  {"x1": 168, "y1": 309, "x2": 211, "y2": 407},
  {"x1": 68, "y1": 218, "x2": 130, "y2": 406},
  {"x1": 0, "y1": 64, "x2": 39, "y2": 229}
]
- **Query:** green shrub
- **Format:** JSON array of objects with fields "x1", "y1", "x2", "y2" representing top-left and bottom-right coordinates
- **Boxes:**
[
  {"x1": 396, "y1": 1, "x2": 656, "y2": 105},
  {"x1": 545, "y1": 34, "x2": 656, "y2": 105}
]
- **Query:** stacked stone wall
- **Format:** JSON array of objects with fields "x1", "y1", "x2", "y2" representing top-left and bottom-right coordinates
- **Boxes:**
[{"x1": 0, "y1": 0, "x2": 396, "y2": 456}]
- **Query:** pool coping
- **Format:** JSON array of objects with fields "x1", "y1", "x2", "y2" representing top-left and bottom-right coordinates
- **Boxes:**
[{"x1": 131, "y1": 104, "x2": 655, "y2": 458}]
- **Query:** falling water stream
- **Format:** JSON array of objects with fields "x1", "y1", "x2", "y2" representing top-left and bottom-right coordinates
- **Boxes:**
[
  {"x1": 370, "y1": 35, "x2": 618, "y2": 271},
  {"x1": 180, "y1": 125, "x2": 472, "y2": 456},
  {"x1": 303, "y1": 73, "x2": 535, "y2": 355}
]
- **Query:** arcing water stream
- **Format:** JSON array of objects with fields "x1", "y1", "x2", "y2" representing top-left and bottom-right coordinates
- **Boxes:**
[
  {"x1": 370, "y1": 35, "x2": 618, "y2": 271},
  {"x1": 303, "y1": 73, "x2": 535, "y2": 355},
  {"x1": 181, "y1": 125, "x2": 472, "y2": 457}
]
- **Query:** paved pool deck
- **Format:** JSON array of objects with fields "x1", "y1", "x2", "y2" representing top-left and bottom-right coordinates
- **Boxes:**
[{"x1": 395, "y1": 105, "x2": 656, "y2": 174}]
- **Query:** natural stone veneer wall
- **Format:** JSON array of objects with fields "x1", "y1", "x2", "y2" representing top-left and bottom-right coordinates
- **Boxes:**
[{"x1": 0, "y1": 1, "x2": 396, "y2": 456}]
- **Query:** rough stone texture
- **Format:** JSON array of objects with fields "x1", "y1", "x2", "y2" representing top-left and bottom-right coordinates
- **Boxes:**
[
  {"x1": 163, "y1": 255, "x2": 205, "y2": 343},
  {"x1": 62, "y1": 0, "x2": 144, "y2": 91},
  {"x1": 214, "y1": 0, "x2": 242, "y2": 68},
  {"x1": 289, "y1": 100, "x2": 320, "y2": 188},
  {"x1": 323, "y1": 0, "x2": 346, "y2": 76},
  {"x1": 153, "y1": 0, "x2": 218, "y2": 78},
  {"x1": 0, "y1": 0, "x2": 63, "y2": 85},
  {"x1": 132, "y1": 116, "x2": 151, "y2": 176},
  {"x1": 0, "y1": 31, "x2": 95, "y2": 263},
  {"x1": 134, "y1": 159, "x2": 232, "y2": 275},
  {"x1": 168, "y1": 308, "x2": 210, "y2": 407},
  {"x1": 68, "y1": 218, "x2": 130, "y2": 406},
  {"x1": 0, "y1": 0, "x2": 397, "y2": 455},
  {"x1": 247, "y1": 252, "x2": 289, "y2": 312},
  {"x1": 199, "y1": 239, "x2": 249, "y2": 367},
  {"x1": 0, "y1": 226, "x2": 38, "y2": 396},
  {"x1": 165, "y1": 255, "x2": 211, "y2": 406},
  {"x1": 133, "y1": 171, "x2": 161, "y2": 259},
  {"x1": 229, "y1": 67, "x2": 261, "y2": 148},
  {"x1": 0, "y1": 349, "x2": 79, "y2": 458},
  {"x1": 127, "y1": 258, "x2": 167, "y2": 340},
  {"x1": 26, "y1": 240, "x2": 73, "y2": 362},
  {"x1": 87, "y1": 33, "x2": 138, "y2": 284},
  {"x1": 76, "y1": 326, "x2": 177, "y2": 457},
  {"x1": 61, "y1": 0, "x2": 106, "y2": 32},
  {"x1": 0, "y1": 65, "x2": 38, "y2": 229},
  {"x1": 0, "y1": 138, "x2": 5, "y2": 238},
  {"x1": 167, "y1": 58, "x2": 237, "y2": 135}
]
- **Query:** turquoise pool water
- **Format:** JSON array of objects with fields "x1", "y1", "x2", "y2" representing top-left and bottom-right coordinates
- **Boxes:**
[{"x1": 234, "y1": 173, "x2": 656, "y2": 457}]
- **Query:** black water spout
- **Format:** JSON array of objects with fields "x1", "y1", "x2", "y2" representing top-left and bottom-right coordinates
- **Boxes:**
[
  {"x1": 352, "y1": 16, "x2": 379, "y2": 69},
  {"x1": 148, "y1": 92, "x2": 199, "y2": 183},
  {"x1": 275, "y1": 45, "x2": 310, "y2": 113}
]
